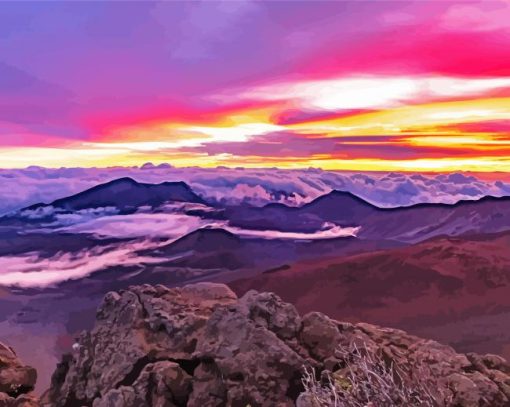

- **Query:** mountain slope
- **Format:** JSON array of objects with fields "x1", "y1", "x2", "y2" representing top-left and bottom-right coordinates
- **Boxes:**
[
  {"x1": 228, "y1": 190, "x2": 510, "y2": 242},
  {"x1": 130, "y1": 227, "x2": 403, "y2": 279},
  {"x1": 230, "y1": 230, "x2": 510, "y2": 359},
  {"x1": 226, "y1": 190, "x2": 379, "y2": 232},
  {"x1": 361, "y1": 195, "x2": 510, "y2": 242},
  {"x1": 27, "y1": 177, "x2": 205, "y2": 212}
]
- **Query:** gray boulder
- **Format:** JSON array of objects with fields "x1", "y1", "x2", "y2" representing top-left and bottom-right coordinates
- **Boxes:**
[{"x1": 43, "y1": 283, "x2": 510, "y2": 406}]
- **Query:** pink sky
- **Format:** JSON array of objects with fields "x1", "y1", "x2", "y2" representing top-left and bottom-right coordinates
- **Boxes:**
[{"x1": 1, "y1": 1, "x2": 510, "y2": 172}]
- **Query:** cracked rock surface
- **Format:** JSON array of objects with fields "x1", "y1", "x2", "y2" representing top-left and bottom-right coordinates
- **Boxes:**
[
  {"x1": 0, "y1": 342, "x2": 39, "y2": 407},
  {"x1": 42, "y1": 282, "x2": 510, "y2": 406}
]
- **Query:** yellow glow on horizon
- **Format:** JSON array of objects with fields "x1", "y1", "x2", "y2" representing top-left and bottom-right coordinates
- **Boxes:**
[
  {"x1": 289, "y1": 98, "x2": 510, "y2": 137},
  {"x1": 402, "y1": 134, "x2": 510, "y2": 149},
  {"x1": 4, "y1": 93, "x2": 510, "y2": 172},
  {"x1": 0, "y1": 147, "x2": 224, "y2": 169},
  {"x1": 4, "y1": 145, "x2": 510, "y2": 173}
]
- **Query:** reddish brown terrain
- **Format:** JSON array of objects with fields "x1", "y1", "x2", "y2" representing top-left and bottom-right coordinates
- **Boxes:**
[{"x1": 230, "y1": 231, "x2": 510, "y2": 360}]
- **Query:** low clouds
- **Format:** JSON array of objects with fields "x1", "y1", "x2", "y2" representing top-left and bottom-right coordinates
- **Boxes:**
[
  {"x1": 224, "y1": 224, "x2": 359, "y2": 240},
  {"x1": 0, "y1": 240, "x2": 167, "y2": 288},
  {"x1": 0, "y1": 210, "x2": 358, "y2": 287},
  {"x1": 59, "y1": 213, "x2": 208, "y2": 239},
  {"x1": 1, "y1": 166, "x2": 510, "y2": 215},
  {"x1": 2, "y1": 165, "x2": 510, "y2": 288},
  {"x1": 225, "y1": 76, "x2": 510, "y2": 111}
]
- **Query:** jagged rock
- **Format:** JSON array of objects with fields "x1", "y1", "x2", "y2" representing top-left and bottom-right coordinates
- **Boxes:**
[
  {"x1": 92, "y1": 361, "x2": 191, "y2": 407},
  {"x1": 44, "y1": 283, "x2": 510, "y2": 407},
  {"x1": 317, "y1": 322, "x2": 510, "y2": 407},
  {"x1": 45, "y1": 283, "x2": 237, "y2": 406},
  {"x1": 132, "y1": 361, "x2": 192, "y2": 406},
  {"x1": 192, "y1": 290, "x2": 305, "y2": 405},
  {"x1": 300, "y1": 312, "x2": 340, "y2": 360},
  {"x1": 0, "y1": 394, "x2": 40, "y2": 407},
  {"x1": 238, "y1": 290, "x2": 302, "y2": 340},
  {"x1": 186, "y1": 361, "x2": 226, "y2": 407},
  {"x1": 0, "y1": 342, "x2": 38, "y2": 407}
]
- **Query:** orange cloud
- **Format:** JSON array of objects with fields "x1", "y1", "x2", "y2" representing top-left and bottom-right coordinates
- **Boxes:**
[{"x1": 4, "y1": 75, "x2": 510, "y2": 172}]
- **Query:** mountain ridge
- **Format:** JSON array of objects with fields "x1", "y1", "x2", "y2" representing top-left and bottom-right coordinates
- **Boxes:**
[
  {"x1": 228, "y1": 189, "x2": 510, "y2": 241},
  {"x1": 24, "y1": 177, "x2": 206, "y2": 212}
]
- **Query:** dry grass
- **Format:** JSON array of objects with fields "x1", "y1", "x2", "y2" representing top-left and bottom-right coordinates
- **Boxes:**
[{"x1": 301, "y1": 342, "x2": 452, "y2": 407}]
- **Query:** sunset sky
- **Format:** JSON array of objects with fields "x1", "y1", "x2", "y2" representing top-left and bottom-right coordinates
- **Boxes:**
[{"x1": 1, "y1": 1, "x2": 510, "y2": 172}]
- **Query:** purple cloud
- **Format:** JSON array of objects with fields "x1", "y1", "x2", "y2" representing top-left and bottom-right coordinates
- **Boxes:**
[{"x1": 1, "y1": 166, "x2": 510, "y2": 216}]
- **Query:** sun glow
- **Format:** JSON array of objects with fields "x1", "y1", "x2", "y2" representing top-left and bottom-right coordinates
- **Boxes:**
[{"x1": 3, "y1": 74, "x2": 510, "y2": 171}]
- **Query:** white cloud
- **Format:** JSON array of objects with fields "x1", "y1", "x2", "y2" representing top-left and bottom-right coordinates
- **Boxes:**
[
  {"x1": 58, "y1": 213, "x2": 210, "y2": 239},
  {"x1": 0, "y1": 166, "x2": 508, "y2": 216},
  {"x1": 0, "y1": 240, "x2": 167, "y2": 288},
  {"x1": 224, "y1": 223, "x2": 359, "y2": 240},
  {"x1": 0, "y1": 214, "x2": 359, "y2": 287},
  {"x1": 182, "y1": 123, "x2": 284, "y2": 143},
  {"x1": 221, "y1": 75, "x2": 510, "y2": 111}
]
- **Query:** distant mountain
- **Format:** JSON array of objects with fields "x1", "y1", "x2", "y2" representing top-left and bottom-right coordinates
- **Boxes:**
[
  {"x1": 361, "y1": 195, "x2": 510, "y2": 242},
  {"x1": 62, "y1": 227, "x2": 401, "y2": 290},
  {"x1": 26, "y1": 177, "x2": 205, "y2": 212},
  {"x1": 230, "y1": 230, "x2": 510, "y2": 359},
  {"x1": 18, "y1": 179, "x2": 510, "y2": 244},
  {"x1": 226, "y1": 190, "x2": 378, "y2": 232},
  {"x1": 300, "y1": 190, "x2": 379, "y2": 222},
  {"x1": 228, "y1": 190, "x2": 510, "y2": 242},
  {"x1": 149, "y1": 227, "x2": 399, "y2": 270},
  {"x1": 149, "y1": 228, "x2": 248, "y2": 271}
]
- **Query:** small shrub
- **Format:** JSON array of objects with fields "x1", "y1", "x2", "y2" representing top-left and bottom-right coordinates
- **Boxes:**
[{"x1": 301, "y1": 341, "x2": 451, "y2": 407}]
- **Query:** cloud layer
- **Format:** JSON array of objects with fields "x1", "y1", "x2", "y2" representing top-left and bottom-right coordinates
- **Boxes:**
[
  {"x1": 1, "y1": 166, "x2": 510, "y2": 215},
  {"x1": 0, "y1": 240, "x2": 167, "y2": 288}
]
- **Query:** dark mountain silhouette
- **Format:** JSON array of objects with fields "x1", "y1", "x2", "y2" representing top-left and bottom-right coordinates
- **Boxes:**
[
  {"x1": 360, "y1": 194, "x2": 510, "y2": 242},
  {"x1": 225, "y1": 190, "x2": 378, "y2": 232},
  {"x1": 228, "y1": 190, "x2": 510, "y2": 242},
  {"x1": 300, "y1": 190, "x2": 379, "y2": 222},
  {"x1": 149, "y1": 228, "x2": 247, "y2": 271},
  {"x1": 16, "y1": 178, "x2": 510, "y2": 244},
  {"x1": 26, "y1": 177, "x2": 205, "y2": 212},
  {"x1": 160, "y1": 228, "x2": 242, "y2": 254}
]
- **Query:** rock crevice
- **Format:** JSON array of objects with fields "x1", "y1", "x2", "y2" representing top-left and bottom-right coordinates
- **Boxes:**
[
  {"x1": 7, "y1": 282, "x2": 509, "y2": 406},
  {"x1": 0, "y1": 342, "x2": 38, "y2": 406}
]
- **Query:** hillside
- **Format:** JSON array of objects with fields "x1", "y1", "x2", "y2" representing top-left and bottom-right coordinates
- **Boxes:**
[
  {"x1": 227, "y1": 190, "x2": 510, "y2": 242},
  {"x1": 230, "y1": 231, "x2": 510, "y2": 359}
]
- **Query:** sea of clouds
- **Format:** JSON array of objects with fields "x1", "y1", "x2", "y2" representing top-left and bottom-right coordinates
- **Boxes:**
[
  {"x1": 0, "y1": 220, "x2": 357, "y2": 288},
  {"x1": 1, "y1": 164, "x2": 507, "y2": 288},
  {"x1": 1, "y1": 202, "x2": 358, "y2": 288},
  {"x1": 1, "y1": 164, "x2": 510, "y2": 215},
  {"x1": 0, "y1": 239, "x2": 168, "y2": 288}
]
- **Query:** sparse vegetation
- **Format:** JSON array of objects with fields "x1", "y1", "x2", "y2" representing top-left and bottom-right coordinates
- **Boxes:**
[{"x1": 300, "y1": 341, "x2": 451, "y2": 407}]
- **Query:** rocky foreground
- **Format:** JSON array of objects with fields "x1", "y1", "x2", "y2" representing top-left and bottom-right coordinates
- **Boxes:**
[
  {"x1": 0, "y1": 342, "x2": 38, "y2": 406},
  {"x1": 1, "y1": 283, "x2": 510, "y2": 406}
]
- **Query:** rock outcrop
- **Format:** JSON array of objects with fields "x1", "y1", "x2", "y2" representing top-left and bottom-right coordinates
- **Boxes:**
[
  {"x1": 0, "y1": 342, "x2": 39, "y2": 407},
  {"x1": 42, "y1": 283, "x2": 510, "y2": 406}
]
